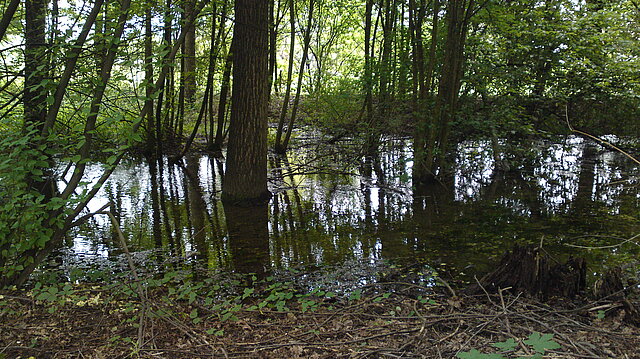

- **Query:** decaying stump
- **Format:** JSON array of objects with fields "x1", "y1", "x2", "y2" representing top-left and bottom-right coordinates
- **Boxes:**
[
  {"x1": 594, "y1": 267, "x2": 640, "y2": 325},
  {"x1": 468, "y1": 246, "x2": 640, "y2": 326},
  {"x1": 593, "y1": 267, "x2": 625, "y2": 300},
  {"x1": 468, "y1": 245, "x2": 586, "y2": 300}
]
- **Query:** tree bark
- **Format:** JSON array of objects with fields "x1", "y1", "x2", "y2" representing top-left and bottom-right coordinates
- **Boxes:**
[
  {"x1": 183, "y1": 0, "x2": 197, "y2": 104},
  {"x1": 158, "y1": 0, "x2": 174, "y2": 141},
  {"x1": 44, "y1": 0, "x2": 105, "y2": 134},
  {"x1": 0, "y1": 0, "x2": 20, "y2": 42},
  {"x1": 213, "y1": 51, "x2": 232, "y2": 151},
  {"x1": 279, "y1": 0, "x2": 315, "y2": 153},
  {"x1": 378, "y1": 0, "x2": 397, "y2": 117},
  {"x1": 24, "y1": 0, "x2": 49, "y2": 132},
  {"x1": 222, "y1": 0, "x2": 271, "y2": 205},
  {"x1": 144, "y1": 0, "x2": 156, "y2": 155},
  {"x1": 434, "y1": 0, "x2": 474, "y2": 173},
  {"x1": 274, "y1": 0, "x2": 296, "y2": 153},
  {"x1": 363, "y1": 0, "x2": 374, "y2": 125},
  {"x1": 413, "y1": 0, "x2": 474, "y2": 184}
]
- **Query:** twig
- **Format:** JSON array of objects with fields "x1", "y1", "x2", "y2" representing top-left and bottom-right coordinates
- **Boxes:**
[
  {"x1": 104, "y1": 208, "x2": 147, "y2": 349},
  {"x1": 474, "y1": 275, "x2": 498, "y2": 307},
  {"x1": 437, "y1": 277, "x2": 457, "y2": 297},
  {"x1": 565, "y1": 105, "x2": 640, "y2": 165},
  {"x1": 499, "y1": 289, "x2": 531, "y2": 356},
  {"x1": 565, "y1": 233, "x2": 640, "y2": 250}
]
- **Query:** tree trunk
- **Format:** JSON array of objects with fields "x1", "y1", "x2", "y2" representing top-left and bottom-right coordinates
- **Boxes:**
[
  {"x1": 413, "y1": 0, "x2": 473, "y2": 184},
  {"x1": 221, "y1": 0, "x2": 271, "y2": 205},
  {"x1": 44, "y1": 0, "x2": 105, "y2": 134},
  {"x1": 360, "y1": 0, "x2": 377, "y2": 178},
  {"x1": 424, "y1": 0, "x2": 439, "y2": 95},
  {"x1": 363, "y1": 0, "x2": 373, "y2": 126},
  {"x1": 378, "y1": 0, "x2": 397, "y2": 118},
  {"x1": 144, "y1": 0, "x2": 156, "y2": 155},
  {"x1": 7, "y1": 0, "x2": 134, "y2": 287},
  {"x1": 274, "y1": 0, "x2": 296, "y2": 153},
  {"x1": 0, "y1": 0, "x2": 20, "y2": 42},
  {"x1": 434, "y1": 0, "x2": 474, "y2": 174},
  {"x1": 159, "y1": 0, "x2": 174, "y2": 141},
  {"x1": 268, "y1": 0, "x2": 279, "y2": 100},
  {"x1": 24, "y1": 0, "x2": 49, "y2": 132},
  {"x1": 213, "y1": 50, "x2": 233, "y2": 151},
  {"x1": 279, "y1": 0, "x2": 315, "y2": 153},
  {"x1": 183, "y1": 0, "x2": 197, "y2": 105}
]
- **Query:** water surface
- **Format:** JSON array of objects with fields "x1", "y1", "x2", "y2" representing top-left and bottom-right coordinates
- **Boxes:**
[{"x1": 61, "y1": 135, "x2": 640, "y2": 282}]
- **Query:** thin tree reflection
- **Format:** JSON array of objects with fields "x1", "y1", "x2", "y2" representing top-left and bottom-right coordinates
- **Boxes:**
[
  {"x1": 573, "y1": 144, "x2": 597, "y2": 214},
  {"x1": 148, "y1": 157, "x2": 163, "y2": 249}
]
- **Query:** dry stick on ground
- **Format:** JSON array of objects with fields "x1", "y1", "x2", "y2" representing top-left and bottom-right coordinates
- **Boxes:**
[
  {"x1": 498, "y1": 288, "x2": 532, "y2": 357},
  {"x1": 105, "y1": 208, "x2": 147, "y2": 349}
]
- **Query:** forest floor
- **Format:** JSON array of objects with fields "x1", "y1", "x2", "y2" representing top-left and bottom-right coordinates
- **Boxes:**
[{"x1": 1, "y1": 277, "x2": 640, "y2": 359}]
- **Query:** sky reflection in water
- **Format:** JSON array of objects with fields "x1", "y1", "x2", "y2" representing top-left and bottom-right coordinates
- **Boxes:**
[{"x1": 65, "y1": 135, "x2": 640, "y2": 278}]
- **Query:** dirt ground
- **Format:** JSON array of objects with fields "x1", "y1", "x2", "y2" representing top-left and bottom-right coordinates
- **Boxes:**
[{"x1": 2, "y1": 281, "x2": 639, "y2": 359}]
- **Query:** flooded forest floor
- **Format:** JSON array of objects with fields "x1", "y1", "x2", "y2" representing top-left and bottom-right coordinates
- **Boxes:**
[{"x1": 3, "y1": 131, "x2": 640, "y2": 358}]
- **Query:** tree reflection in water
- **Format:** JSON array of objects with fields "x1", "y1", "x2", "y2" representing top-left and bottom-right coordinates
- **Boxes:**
[
  {"x1": 224, "y1": 204, "x2": 270, "y2": 277},
  {"x1": 65, "y1": 136, "x2": 640, "y2": 280}
]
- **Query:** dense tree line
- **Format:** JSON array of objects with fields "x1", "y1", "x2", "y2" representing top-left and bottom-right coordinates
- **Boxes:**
[{"x1": 0, "y1": 0, "x2": 638, "y2": 285}]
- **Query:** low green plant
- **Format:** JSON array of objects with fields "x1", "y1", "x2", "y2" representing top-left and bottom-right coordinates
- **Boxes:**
[{"x1": 457, "y1": 332, "x2": 560, "y2": 359}]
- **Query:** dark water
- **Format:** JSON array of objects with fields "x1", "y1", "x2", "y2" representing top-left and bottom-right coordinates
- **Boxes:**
[{"x1": 59, "y1": 135, "x2": 640, "y2": 282}]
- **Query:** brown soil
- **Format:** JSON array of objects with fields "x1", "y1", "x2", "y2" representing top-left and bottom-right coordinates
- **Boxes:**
[{"x1": 1, "y1": 283, "x2": 639, "y2": 359}]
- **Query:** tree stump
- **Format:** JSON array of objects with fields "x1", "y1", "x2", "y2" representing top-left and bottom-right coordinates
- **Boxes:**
[
  {"x1": 468, "y1": 245, "x2": 586, "y2": 300},
  {"x1": 593, "y1": 267, "x2": 640, "y2": 325}
]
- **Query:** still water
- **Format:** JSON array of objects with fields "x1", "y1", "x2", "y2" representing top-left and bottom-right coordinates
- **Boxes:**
[{"x1": 61, "y1": 135, "x2": 640, "y2": 281}]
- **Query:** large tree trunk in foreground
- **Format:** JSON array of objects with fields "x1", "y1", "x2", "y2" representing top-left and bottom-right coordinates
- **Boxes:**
[{"x1": 222, "y1": 0, "x2": 271, "y2": 205}]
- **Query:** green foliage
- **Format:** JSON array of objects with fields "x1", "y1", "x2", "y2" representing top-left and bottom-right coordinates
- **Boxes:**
[
  {"x1": 465, "y1": 0, "x2": 640, "y2": 135},
  {"x1": 457, "y1": 350, "x2": 504, "y2": 359},
  {"x1": 0, "y1": 124, "x2": 67, "y2": 285},
  {"x1": 304, "y1": 84, "x2": 363, "y2": 133},
  {"x1": 493, "y1": 338, "x2": 518, "y2": 351},
  {"x1": 523, "y1": 332, "x2": 561, "y2": 353},
  {"x1": 457, "y1": 332, "x2": 560, "y2": 359}
]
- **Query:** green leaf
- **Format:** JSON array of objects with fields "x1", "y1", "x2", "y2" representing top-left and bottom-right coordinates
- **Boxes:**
[
  {"x1": 493, "y1": 338, "x2": 518, "y2": 351},
  {"x1": 242, "y1": 287, "x2": 254, "y2": 299},
  {"x1": 457, "y1": 349, "x2": 505, "y2": 359},
  {"x1": 189, "y1": 308, "x2": 198, "y2": 319},
  {"x1": 523, "y1": 332, "x2": 560, "y2": 353},
  {"x1": 206, "y1": 329, "x2": 224, "y2": 336},
  {"x1": 349, "y1": 289, "x2": 362, "y2": 301}
]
